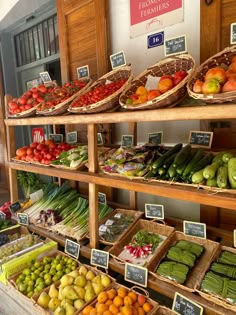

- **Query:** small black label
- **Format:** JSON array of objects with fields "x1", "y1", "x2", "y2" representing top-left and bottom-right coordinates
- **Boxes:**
[
  {"x1": 148, "y1": 132, "x2": 163, "y2": 145},
  {"x1": 189, "y1": 131, "x2": 213, "y2": 149},
  {"x1": 39, "y1": 71, "x2": 52, "y2": 83},
  {"x1": 97, "y1": 133, "x2": 103, "y2": 145},
  {"x1": 172, "y1": 292, "x2": 203, "y2": 315},
  {"x1": 65, "y1": 239, "x2": 80, "y2": 259},
  {"x1": 165, "y1": 35, "x2": 187, "y2": 56},
  {"x1": 91, "y1": 249, "x2": 109, "y2": 269},
  {"x1": 125, "y1": 263, "x2": 148, "y2": 287},
  {"x1": 77, "y1": 65, "x2": 89, "y2": 79},
  {"x1": 145, "y1": 203, "x2": 164, "y2": 219},
  {"x1": 110, "y1": 51, "x2": 126, "y2": 69},
  {"x1": 231, "y1": 23, "x2": 236, "y2": 44},
  {"x1": 9, "y1": 201, "x2": 21, "y2": 213},
  {"x1": 98, "y1": 192, "x2": 107, "y2": 205},
  {"x1": 49, "y1": 134, "x2": 63, "y2": 144},
  {"x1": 66, "y1": 131, "x2": 77, "y2": 144},
  {"x1": 184, "y1": 221, "x2": 206, "y2": 239},
  {"x1": 121, "y1": 135, "x2": 133, "y2": 147},
  {"x1": 17, "y1": 213, "x2": 29, "y2": 226},
  {"x1": 0, "y1": 211, "x2": 6, "y2": 220}
]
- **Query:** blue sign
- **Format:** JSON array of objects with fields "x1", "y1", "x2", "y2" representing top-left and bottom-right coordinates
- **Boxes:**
[{"x1": 147, "y1": 32, "x2": 164, "y2": 49}]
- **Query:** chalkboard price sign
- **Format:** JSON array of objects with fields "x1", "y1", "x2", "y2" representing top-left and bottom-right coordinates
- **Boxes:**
[
  {"x1": 148, "y1": 132, "x2": 163, "y2": 145},
  {"x1": 10, "y1": 201, "x2": 22, "y2": 213},
  {"x1": 121, "y1": 135, "x2": 134, "y2": 147},
  {"x1": 39, "y1": 71, "x2": 52, "y2": 83},
  {"x1": 233, "y1": 229, "x2": 236, "y2": 248},
  {"x1": 77, "y1": 65, "x2": 89, "y2": 79},
  {"x1": 49, "y1": 134, "x2": 63, "y2": 144},
  {"x1": 164, "y1": 35, "x2": 187, "y2": 57},
  {"x1": 91, "y1": 249, "x2": 109, "y2": 269},
  {"x1": 172, "y1": 292, "x2": 203, "y2": 315},
  {"x1": 189, "y1": 130, "x2": 213, "y2": 149},
  {"x1": 231, "y1": 23, "x2": 236, "y2": 44},
  {"x1": 183, "y1": 221, "x2": 206, "y2": 239},
  {"x1": 17, "y1": 213, "x2": 29, "y2": 226},
  {"x1": 110, "y1": 51, "x2": 126, "y2": 69},
  {"x1": 66, "y1": 131, "x2": 77, "y2": 144},
  {"x1": 98, "y1": 192, "x2": 107, "y2": 205},
  {"x1": 0, "y1": 211, "x2": 6, "y2": 220},
  {"x1": 145, "y1": 203, "x2": 164, "y2": 219},
  {"x1": 97, "y1": 133, "x2": 103, "y2": 145},
  {"x1": 65, "y1": 239, "x2": 80, "y2": 259},
  {"x1": 125, "y1": 263, "x2": 148, "y2": 287}
]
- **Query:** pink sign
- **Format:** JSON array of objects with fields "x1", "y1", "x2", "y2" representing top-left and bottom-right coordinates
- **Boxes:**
[{"x1": 32, "y1": 128, "x2": 45, "y2": 143}]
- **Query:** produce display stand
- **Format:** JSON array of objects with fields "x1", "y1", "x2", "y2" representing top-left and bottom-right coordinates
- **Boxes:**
[{"x1": 4, "y1": 103, "x2": 236, "y2": 315}]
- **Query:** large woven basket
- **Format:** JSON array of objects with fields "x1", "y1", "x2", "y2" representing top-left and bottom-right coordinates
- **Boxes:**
[
  {"x1": 119, "y1": 54, "x2": 196, "y2": 111},
  {"x1": 187, "y1": 45, "x2": 236, "y2": 104},
  {"x1": 68, "y1": 65, "x2": 133, "y2": 114}
]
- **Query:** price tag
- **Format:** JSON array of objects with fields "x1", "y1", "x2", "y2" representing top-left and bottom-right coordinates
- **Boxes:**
[
  {"x1": 189, "y1": 130, "x2": 213, "y2": 149},
  {"x1": 65, "y1": 239, "x2": 80, "y2": 259},
  {"x1": 231, "y1": 23, "x2": 236, "y2": 44},
  {"x1": 97, "y1": 133, "x2": 103, "y2": 145},
  {"x1": 172, "y1": 292, "x2": 203, "y2": 315},
  {"x1": 145, "y1": 203, "x2": 164, "y2": 220},
  {"x1": 91, "y1": 249, "x2": 109, "y2": 269},
  {"x1": 77, "y1": 65, "x2": 89, "y2": 79},
  {"x1": 10, "y1": 201, "x2": 22, "y2": 213},
  {"x1": 66, "y1": 131, "x2": 77, "y2": 144},
  {"x1": 98, "y1": 192, "x2": 107, "y2": 204},
  {"x1": 121, "y1": 135, "x2": 134, "y2": 147},
  {"x1": 30, "y1": 189, "x2": 44, "y2": 203},
  {"x1": 105, "y1": 219, "x2": 114, "y2": 226},
  {"x1": 148, "y1": 132, "x2": 163, "y2": 145},
  {"x1": 125, "y1": 263, "x2": 148, "y2": 288},
  {"x1": 110, "y1": 51, "x2": 126, "y2": 69},
  {"x1": 0, "y1": 211, "x2": 6, "y2": 220},
  {"x1": 49, "y1": 134, "x2": 63, "y2": 144},
  {"x1": 17, "y1": 213, "x2": 29, "y2": 226},
  {"x1": 234, "y1": 230, "x2": 236, "y2": 247},
  {"x1": 164, "y1": 34, "x2": 187, "y2": 57},
  {"x1": 99, "y1": 224, "x2": 108, "y2": 233},
  {"x1": 183, "y1": 221, "x2": 206, "y2": 239},
  {"x1": 39, "y1": 71, "x2": 52, "y2": 83}
]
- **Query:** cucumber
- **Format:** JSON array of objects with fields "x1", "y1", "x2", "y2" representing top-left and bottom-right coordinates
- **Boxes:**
[
  {"x1": 182, "y1": 148, "x2": 204, "y2": 178},
  {"x1": 206, "y1": 178, "x2": 217, "y2": 187},
  {"x1": 212, "y1": 152, "x2": 225, "y2": 166},
  {"x1": 190, "y1": 153, "x2": 214, "y2": 175},
  {"x1": 216, "y1": 165, "x2": 228, "y2": 188},
  {"x1": 158, "y1": 167, "x2": 166, "y2": 176},
  {"x1": 173, "y1": 144, "x2": 192, "y2": 168},
  {"x1": 163, "y1": 153, "x2": 177, "y2": 169},
  {"x1": 203, "y1": 162, "x2": 220, "y2": 180},
  {"x1": 168, "y1": 163, "x2": 177, "y2": 178},
  {"x1": 228, "y1": 157, "x2": 236, "y2": 189},
  {"x1": 222, "y1": 152, "x2": 234, "y2": 163},
  {"x1": 152, "y1": 143, "x2": 183, "y2": 169},
  {"x1": 176, "y1": 152, "x2": 195, "y2": 176},
  {"x1": 191, "y1": 169, "x2": 204, "y2": 184}
]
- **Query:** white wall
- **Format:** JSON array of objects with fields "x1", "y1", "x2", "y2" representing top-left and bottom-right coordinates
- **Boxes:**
[{"x1": 109, "y1": 0, "x2": 201, "y2": 221}]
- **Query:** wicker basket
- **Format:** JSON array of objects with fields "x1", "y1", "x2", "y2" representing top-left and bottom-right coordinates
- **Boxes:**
[
  {"x1": 187, "y1": 45, "x2": 236, "y2": 104},
  {"x1": 119, "y1": 54, "x2": 196, "y2": 111},
  {"x1": 109, "y1": 219, "x2": 175, "y2": 269},
  {"x1": 148, "y1": 231, "x2": 220, "y2": 293},
  {"x1": 68, "y1": 65, "x2": 133, "y2": 114},
  {"x1": 156, "y1": 306, "x2": 176, "y2": 315},
  {"x1": 36, "y1": 78, "x2": 93, "y2": 116}
]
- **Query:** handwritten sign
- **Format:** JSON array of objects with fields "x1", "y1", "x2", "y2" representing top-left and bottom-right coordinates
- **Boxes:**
[
  {"x1": 164, "y1": 35, "x2": 187, "y2": 57},
  {"x1": 77, "y1": 65, "x2": 89, "y2": 79},
  {"x1": 184, "y1": 221, "x2": 206, "y2": 239},
  {"x1": 172, "y1": 292, "x2": 203, "y2": 315},
  {"x1": 39, "y1": 71, "x2": 52, "y2": 83},
  {"x1": 97, "y1": 133, "x2": 103, "y2": 145},
  {"x1": 148, "y1": 132, "x2": 163, "y2": 145},
  {"x1": 110, "y1": 51, "x2": 126, "y2": 69},
  {"x1": 10, "y1": 201, "x2": 21, "y2": 213},
  {"x1": 91, "y1": 249, "x2": 109, "y2": 269},
  {"x1": 0, "y1": 211, "x2": 6, "y2": 220},
  {"x1": 231, "y1": 23, "x2": 236, "y2": 44},
  {"x1": 17, "y1": 213, "x2": 29, "y2": 226},
  {"x1": 189, "y1": 130, "x2": 213, "y2": 149},
  {"x1": 121, "y1": 135, "x2": 134, "y2": 147},
  {"x1": 125, "y1": 263, "x2": 148, "y2": 287},
  {"x1": 66, "y1": 131, "x2": 77, "y2": 144},
  {"x1": 49, "y1": 134, "x2": 63, "y2": 144},
  {"x1": 98, "y1": 192, "x2": 107, "y2": 205},
  {"x1": 65, "y1": 239, "x2": 80, "y2": 259},
  {"x1": 145, "y1": 203, "x2": 164, "y2": 220}
]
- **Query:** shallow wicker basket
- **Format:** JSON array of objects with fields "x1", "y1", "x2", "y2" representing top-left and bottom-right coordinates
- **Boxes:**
[
  {"x1": 119, "y1": 54, "x2": 196, "y2": 111},
  {"x1": 187, "y1": 45, "x2": 236, "y2": 104},
  {"x1": 68, "y1": 65, "x2": 133, "y2": 114},
  {"x1": 5, "y1": 94, "x2": 37, "y2": 119}
]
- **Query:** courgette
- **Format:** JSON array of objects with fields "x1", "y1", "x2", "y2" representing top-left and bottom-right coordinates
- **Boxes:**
[
  {"x1": 212, "y1": 152, "x2": 225, "y2": 166},
  {"x1": 206, "y1": 178, "x2": 217, "y2": 187},
  {"x1": 176, "y1": 152, "x2": 195, "y2": 176},
  {"x1": 158, "y1": 167, "x2": 166, "y2": 176},
  {"x1": 168, "y1": 163, "x2": 177, "y2": 178},
  {"x1": 216, "y1": 165, "x2": 228, "y2": 188},
  {"x1": 152, "y1": 143, "x2": 183, "y2": 169},
  {"x1": 203, "y1": 162, "x2": 220, "y2": 180},
  {"x1": 190, "y1": 153, "x2": 214, "y2": 175},
  {"x1": 173, "y1": 144, "x2": 192, "y2": 168},
  {"x1": 163, "y1": 153, "x2": 177, "y2": 169},
  {"x1": 191, "y1": 169, "x2": 204, "y2": 184},
  {"x1": 228, "y1": 157, "x2": 236, "y2": 189},
  {"x1": 222, "y1": 152, "x2": 234, "y2": 163},
  {"x1": 182, "y1": 148, "x2": 204, "y2": 178}
]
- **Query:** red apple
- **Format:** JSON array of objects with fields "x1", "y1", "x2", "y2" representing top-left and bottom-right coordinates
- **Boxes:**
[
  {"x1": 201, "y1": 79, "x2": 221, "y2": 94},
  {"x1": 193, "y1": 79, "x2": 204, "y2": 93},
  {"x1": 222, "y1": 79, "x2": 236, "y2": 92},
  {"x1": 205, "y1": 67, "x2": 226, "y2": 84}
]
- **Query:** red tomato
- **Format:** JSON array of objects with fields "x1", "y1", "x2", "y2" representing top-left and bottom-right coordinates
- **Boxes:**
[
  {"x1": 32, "y1": 92, "x2": 39, "y2": 99},
  {"x1": 173, "y1": 70, "x2": 188, "y2": 86},
  {"x1": 30, "y1": 142, "x2": 39, "y2": 149},
  {"x1": 8, "y1": 101, "x2": 18, "y2": 110},
  {"x1": 18, "y1": 97, "x2": 27, "y2": 105},
  {"x1": 37, "y1": 85, "x2": 47, "y2": 94}
]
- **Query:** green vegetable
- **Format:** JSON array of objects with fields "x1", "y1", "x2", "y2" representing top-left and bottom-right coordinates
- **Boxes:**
[
  {"x1": 132, "y1": 229, "x2": 161, "y2": 249},
  {"x1": 182, "y1": 148, "x2": 204, "y2": 178},
  {"x1": 212, "y1": 152, "x2": 225, "y2": 166},
  {"x1": 211, "y1": 262, "x2": 236, "y2": 279},
  {"x1": 156, "y1": 261, "x2": 189, "y2": 284},
  {"x1": 175, "y1": 240, "x2": 204, "y2": 258},
  {"x1": 167, "y1": 163, "x2": 177, "y2": 178},
  {"x1": 222, "y1": 152, "x2": 234, "y2": 163},
  {"x1": 217, "y1": 251, "x2": 236, "y2": 266},
  {"x1": 157, "y1": 167, "x2": 166, "y2": 176},
  {"x1": 203, "y1": 162, "x2": 220, "y2": 180},
  {"x1": 216, "y1": 165, "x2": 228, "y2": 188},
  {"x1": 163, "y1": 153, "x2": 177, "y2": 169},
  {"x1": 173, "y1": 144, "x2": 192, "y2": 168},
  {"x1": 206, "y1": 178, "x2": 217, "y2": 187},
  {"x1": 191, "y1": 169, "x2": 204, "y2": 184},
  {"x1": 190, "y1": 153, "x2": 214, "y2": 175},
  {"x1": 152, "y1": 143, "x2": 183, "y2": 169},
  {"x1": 228, "y1": 158, "x2": 236, "y2": 189},
  {"x1": 167, "y1": 246, "x2": 197, "y2": 267},
  {"x1": 17, "y1": 171, "x2": 46, "y2": 199}
]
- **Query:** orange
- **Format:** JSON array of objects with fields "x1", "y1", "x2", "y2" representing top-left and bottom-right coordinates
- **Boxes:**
[
  {"x1": 97, "y1": 303, "x2": 109, "y2": 314},
  {"x1": 113, "y1": 296, "x2": 124, "y2": 308},
  {"x1": 143, "y1": 302, "x2": 153, "y2": 313},
  {"x1": 103, "y1": 311, "x2": 113, "y2": 315},
  {"x1": 136, "y1": 86, "x2": 148, "y2": 96},
  {"x1": 117, "y1": 287, "x2": 128, "y2": 299},
  {"x1": 121, "y1": 305, "x2": 133, "y2": 315},
  {"x1": 124, "y1": 296, "x2": 133, "y2": 306},
  {"x1": 132, "y1": 308, "x2": 138, "y2": 315},
  {"x1": 106, "y1": 299, "x2": 113, "y2": 306},
  {"x1": 128, "y1": 291, "x2": 137, "y2": 303},
  {"x1": 89, "y1": 309, "x2": 97, "y2": 315},
  {"x1": 109, "y1": 304, "x2": 119, "y2": 315},
  {"x1": 97, "y1": 291, "x2": 108, "y2": 303},
  {"x1": 107, "y1": 288, "x2": 117, "y2": 300},
  {"x1": 83, "y1": 305, "x2": 94, "y2": 315},
  {"x1": 137, "y1": 307, "x2": 145, "y2": 315}
]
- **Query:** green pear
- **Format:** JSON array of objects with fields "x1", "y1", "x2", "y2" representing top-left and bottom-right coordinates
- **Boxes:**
[
  {"x1": 73, "y1": 286, "x2": 85, "y2": 299},
  {"x1": 68, "y1": 270, "x2": 80, "y2": 278},
  {"x1": 48, "y1": 283, "x2": 59, "y2": 298},
  {"x1": 78, "y1": 265, "x2": 88, "y2": 276},
  {"x1": 74, "y1": 275, "x2": 87, "y2": 287},
  {"x1": 64, "y1": 302, "x2": 76, "y2": 315},
  {"x1": 92, "y1": 282, "x2": 104, "y2": 295},
  {"x1": 54, "y1": 306, "x2": 65, "y2": 315},
  {"x1": 84, "y1": 280, "x2": 92, "y2": 290},
  {"x1": 48, "y1": 298, "x2": 61, "y2": 311},
  {"x1": 84, "y1": 287, "x2": 96, "y2": 303},
  {"x1": 62, "y1": 285, "x2": 79, "y2": 300},
  {"x1": 85, "y1": 270, "x2": 96, "y2": 281},
  {"x1": 61, "y1": 299, "x2": 74, "y2": 307},
  {"x1": 92, "y1": 275, "x2": 101, "y2": 285},
  {"x1": 60, "y1": 275, "x2": 74, "y2": 288},
  {"x1": 37, "y1": 291, "x2": 50, "y2": 309},
  {"x1": 100, "y1": 274, "x2": 111, "y2": 288},
  {"x1": 74, "y1": 298, "x2": 85, "y2": 310}
]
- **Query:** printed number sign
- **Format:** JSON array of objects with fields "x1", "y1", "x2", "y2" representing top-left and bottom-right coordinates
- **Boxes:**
[
  {"x1": 121, "y1": 135, "x2": 134, "y2": 147},
  {"x1": 49, "y1": 134, "x2": 63, "y2": 144},
  {"x1": 39, "y1": 71, "x2": 52, "y2": 83},
  {"x1": 65, "y1": 239, "x2": 80, "y2": 259},
  {"x1": 172, "y1": 292, "x2": 203, "y2": 315},
  {"x1": 148, "y1": 132, "x2": 163, "y2": 145},
  {"x1": 77, "y1": 65, "x2": 89, "y2": 79},
  {"x1": 164, "y1": 35, "x2": 187, "y2": 57},
  {"x1": 183, "y1": 221, "x2": 206, "y2": 239},
  {"x1": 17, "y1": 213, "x2": 29, "y2": 226},
  {"x1": 98, "y1": 192, "x2": 107, "y2": 205},
  {"x1": 189, "y1": 130, "x2": 213, "y2": 149},
  {"x1": 110, "y1": 51, "x2": 126, "y2": 69},
  {"x1": 10, "y1": 201, "x2": 22, "y2": 213},
  {"x1": 125, "y1": 263, "x2": 148, "y2": 287},
  {"x1": 91, "y1": 249, "x2": 109, "y2": 269},
  {"x1": 66, "y1": 131, "x2": 77, "y2": 144},
  {"x1": 145, "y1": 204, "x2": 164, "y2": 220},
  {"x1": 97, "y1": 133, "x2": 103, "y2": 145}
]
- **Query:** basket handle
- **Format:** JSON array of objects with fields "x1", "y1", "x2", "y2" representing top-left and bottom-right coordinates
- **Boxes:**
[
  {"x1": 151, "y1": 219, "x2": 166, "y2": 225},
  {"x1": 130, "y1": 285, "x2": 149, "y2": 297},
  {"x1": 110, "y1": 254, "x2": 126, "y2": 265}
]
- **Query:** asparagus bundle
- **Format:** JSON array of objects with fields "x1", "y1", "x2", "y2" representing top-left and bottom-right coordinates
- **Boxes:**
[
  {"x1": 211, "y1": 262, "x2": 236, "y2": 279},
  {"x1": 167, "y1": 246, "x2": 197, "y2": 267},
  {"x1": 156, "y1": 261, "x2": 189, "y2": 284},
  {"x1": 217, "y1": 251, "x2": 236, "y2": 266},
  {"x1": 201, "y1": 271, "x2": 236, "y2": 304},
  {"x1": 175, "y1": 240, "x2": 204, "y2": 258}
]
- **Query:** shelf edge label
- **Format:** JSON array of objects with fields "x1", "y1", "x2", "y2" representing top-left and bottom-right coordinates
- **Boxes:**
[{"x1": 183, "y1": 220, "x2": 206, "y2": 239}]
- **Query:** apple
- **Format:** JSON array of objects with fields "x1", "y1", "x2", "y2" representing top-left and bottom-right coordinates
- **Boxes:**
[
  {"x1": 205, "y1": 67, "x2": 226, "y2": 84},
  {"x1": 222, "y1": 79, "x2": 236, "y2": 92},
  {"x1": 193, "y1": 79, "x2": 204, "y2": 93},
  {"x1": 201, "y1": 78, "x2": 221, "y2": 94}
]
